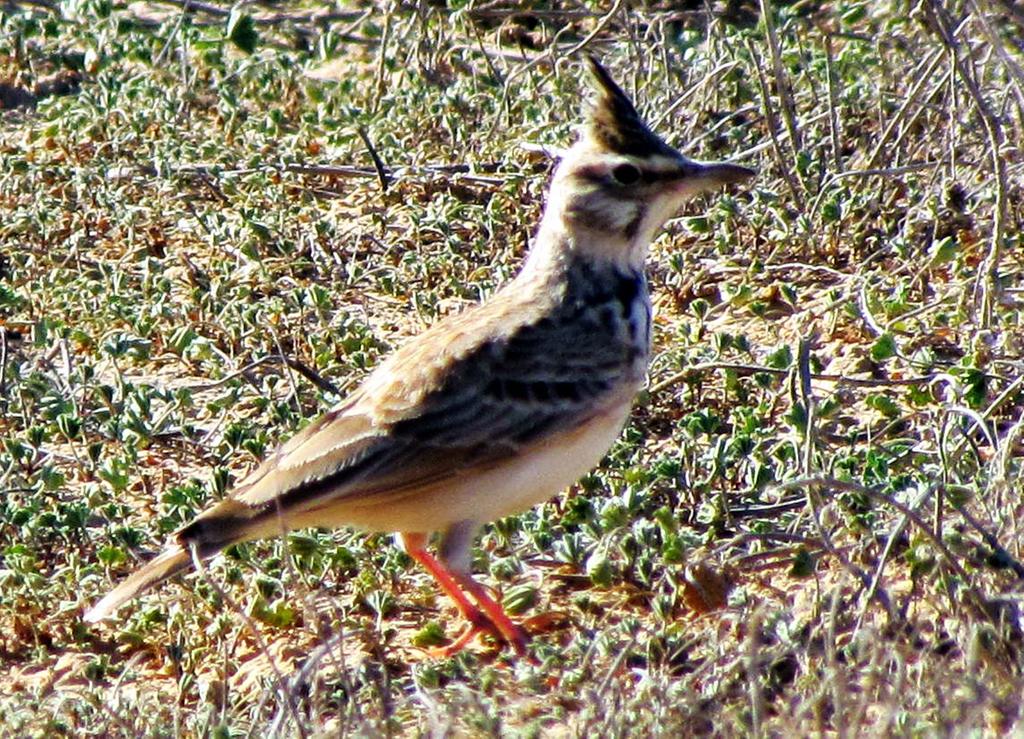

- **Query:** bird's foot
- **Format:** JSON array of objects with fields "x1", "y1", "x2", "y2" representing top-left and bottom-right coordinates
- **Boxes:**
[{"x1": 430, "y1": 609, "x2": 531, "y2": 658}]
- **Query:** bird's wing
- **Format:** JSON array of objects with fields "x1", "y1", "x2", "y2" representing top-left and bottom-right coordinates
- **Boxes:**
[{"x1": 179, "y1": 287, "x2": 638, "y2": 548}]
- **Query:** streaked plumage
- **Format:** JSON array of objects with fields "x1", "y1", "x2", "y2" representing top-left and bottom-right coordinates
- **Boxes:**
[{"x1": 85, "y1": 57, "x2": 754, "y2": 656}]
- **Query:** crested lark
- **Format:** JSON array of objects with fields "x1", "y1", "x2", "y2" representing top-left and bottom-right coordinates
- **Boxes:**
[{"x1": 85, "y1": 57, "x2": 754, "y2": 656}]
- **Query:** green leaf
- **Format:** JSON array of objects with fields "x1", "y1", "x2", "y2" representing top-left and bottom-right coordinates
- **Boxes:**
[
  {"x1": 928, "y1": 235, "x2": 958, "y2": 265},
  {"x1": 412, "y1": 622, "x2": 447, "y2": 648},
  {"x1": 841, "y1": 3, "x2": 868, "y2": 25},
  {"x1": 685, "y1": 215, "x2": 711, "y2": 233},
  {"x1": 226, "y1": 10, "x2": 258, "y2": 54},
  {"x1": 662, "y1": 534, "x2": 685, "y2": 564},
  {"x1": 502, "y1": 584, "x2": 539, "y2": 615},
  {"x1": 906, "y1": 383, "x2": 933, "y2": 406},
  {"x1": 785, "y1": 402, "x2": 808, "y2": 433},
  {"x1": 586, "y1": 551, "x2": 614, "y2": 588},
  {"x1": 96, "y1": 546, "x2": 127, "y2": 566},
  {"x1": 252, "y1": 599, "x2": 297, "y2": 628},
  {"x1": 789, "y1": 547, "x2": 814, "y2": 577},
  {"x1": 821, "y1": 198, "x2": 842, "y2": 223},
  {"x1": 962, "y1": 368, "x2": 987, "y2": 409},
  {"x1": 870, "y1": 333, "x2": 898, "y2": 362},
  {"x1": 287, "y1": 533, "x2": 320, "y2": 558},
  {"x1": 766, "y1": 345, "x2": 793, "y2": 369},
  {"x1": 866, "y1": 393, "x2": 900, "y2": 419}
]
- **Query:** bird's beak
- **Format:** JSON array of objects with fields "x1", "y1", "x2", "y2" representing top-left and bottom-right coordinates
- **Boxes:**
[
  {"x1": 690, "y1": 160, "x2": 756, "y2": 188},
  {"x1": 662, "y1": 159, "x2": 755, "y2": 201}
]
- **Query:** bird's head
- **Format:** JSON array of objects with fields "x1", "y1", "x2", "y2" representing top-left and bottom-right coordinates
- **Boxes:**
[{"x1": 538, "y1": 57, "x2": 754, "y2": 270}]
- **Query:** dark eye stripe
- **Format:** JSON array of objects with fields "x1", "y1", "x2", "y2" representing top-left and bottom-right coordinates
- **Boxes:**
[
  {"x1": 575, "y1": 163, "x2": 688, "y2": 186},
  {"x1": 642, "y1": 168, "x2": 689, "y2": 183},
  {"x1": 576, "y1": 164, "x2": 613, "y2": 185}
]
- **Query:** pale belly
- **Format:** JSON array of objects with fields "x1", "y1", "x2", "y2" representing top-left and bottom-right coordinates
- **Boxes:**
[{"x1": 290, "y1": 399, "x2": 634, "y2": 534}]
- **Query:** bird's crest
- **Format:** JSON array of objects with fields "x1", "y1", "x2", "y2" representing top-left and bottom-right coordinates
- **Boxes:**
[{"x1": 584, "y1": 56, "x2": 673, "y2": 158}]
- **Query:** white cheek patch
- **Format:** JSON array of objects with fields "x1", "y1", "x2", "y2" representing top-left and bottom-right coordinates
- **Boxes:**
[{"x1": 627, "y1": 193, "x2": 690, "y2": 246}]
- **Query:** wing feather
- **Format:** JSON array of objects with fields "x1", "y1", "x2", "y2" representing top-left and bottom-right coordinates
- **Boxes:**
[{"x1": 179, "y1": 267, "x2": 642, "y2": 548}]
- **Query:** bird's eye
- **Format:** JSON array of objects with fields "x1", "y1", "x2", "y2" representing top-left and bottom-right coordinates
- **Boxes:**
[{"x1": 611, "y1": 163, "x2": 641, "y2": 185}]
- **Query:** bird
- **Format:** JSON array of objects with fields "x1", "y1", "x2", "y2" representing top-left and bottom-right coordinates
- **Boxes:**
[{"x1": 84, "y1": 56, "x2": 754, "y2": 657}]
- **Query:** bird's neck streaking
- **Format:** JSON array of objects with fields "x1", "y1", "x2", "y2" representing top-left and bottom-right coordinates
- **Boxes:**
[
  {"x1": 523, "y1": 165, "x2": 654, "y2": 275},
  {"x1": 561, "y1": 254, "x2": 652, "y2": 380},
  {"x1": 515, "y1": 225, "x2": 653, "y2": 384},
  {"x1": 527, "y1": 210, "x2": 648, "y2": 275}
]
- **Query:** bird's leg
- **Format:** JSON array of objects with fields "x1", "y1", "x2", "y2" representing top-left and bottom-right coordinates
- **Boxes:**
[
  {"x1": 400, "y1": 531, "x2": 528, "y2": 657},
  {"x1": 438, "y1": 521, "x2": 529, "y2": 656},
  {"x1": 400, "y1": 532, "x2": 501, "y2": 648},
  {"x1": 447, "y1": 569, "x2": 530, "y2": 656}
]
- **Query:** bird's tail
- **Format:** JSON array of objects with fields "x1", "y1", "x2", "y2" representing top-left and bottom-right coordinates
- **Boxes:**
[{"x1": 84, "y1": 545, "x2": 192, "y2": 623}]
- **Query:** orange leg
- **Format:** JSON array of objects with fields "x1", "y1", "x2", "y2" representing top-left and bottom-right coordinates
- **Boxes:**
[
  {"x1": 448, "y1": 569, "x2": 529, "y2": 656},
  {"x1": 401, "y1": 532, "x2": 529, "y2": 657}
]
